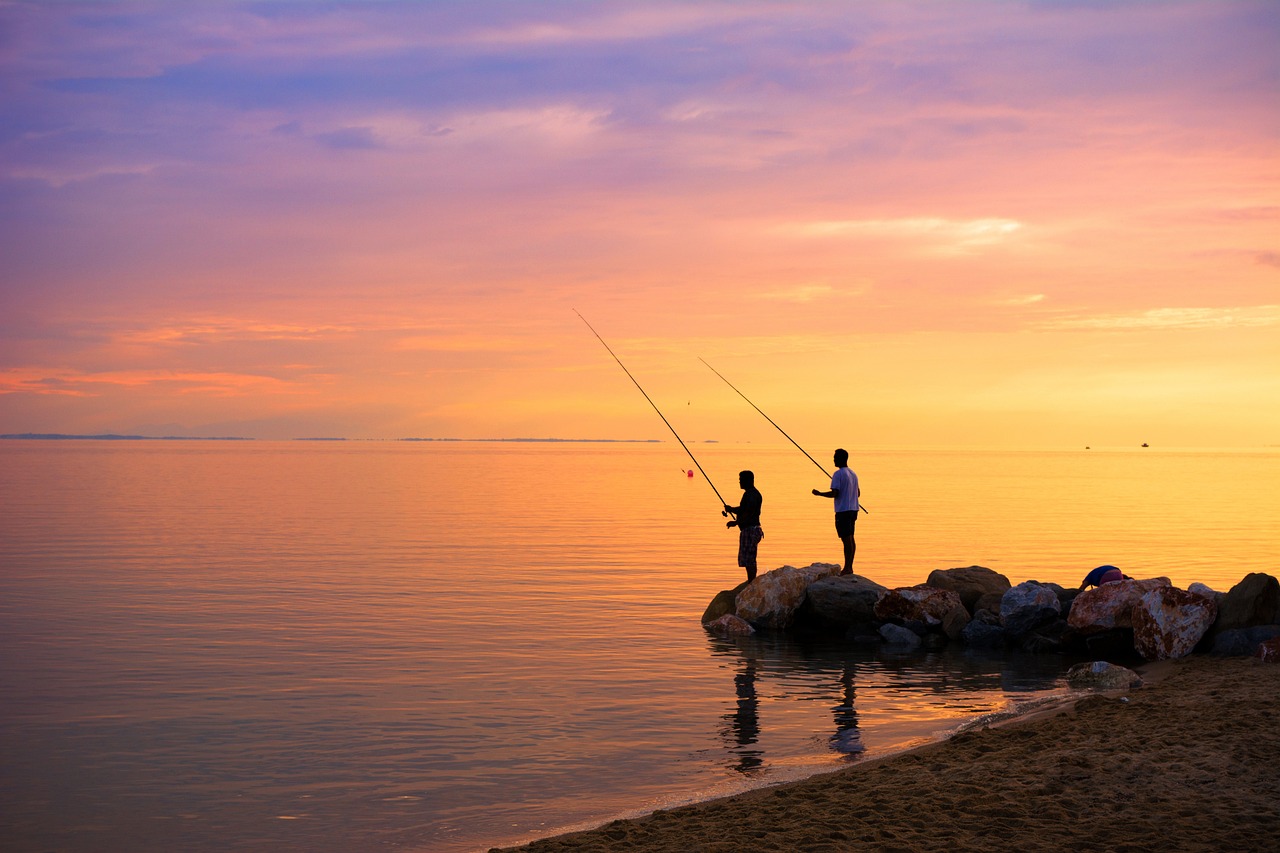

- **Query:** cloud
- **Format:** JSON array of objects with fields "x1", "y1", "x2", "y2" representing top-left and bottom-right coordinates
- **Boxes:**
[
  {"x1": 1042, "y1": 305, "x2": 1280, "y2": 331},
  {"x1": 785, "y1": 218, "x2": 1025, "y2": 251}
]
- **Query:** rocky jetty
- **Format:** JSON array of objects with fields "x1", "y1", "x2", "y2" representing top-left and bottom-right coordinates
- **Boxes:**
[{"x1": 704, "y1": 565, "x2": 1280, "y2": 662}]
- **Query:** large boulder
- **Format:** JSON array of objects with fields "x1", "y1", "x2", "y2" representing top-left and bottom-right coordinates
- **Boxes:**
[
  {"x1": 1214, "y1": 573, "x2": 1280, "y2": 633},
  {"x1": 1210, "y1": 625, "x2": 1280, "y2": 657},
  {"x1": 1000, "y1": 581, "x2": 1061, "y2": 638},
  {"x1": 793, "y1": 573, "x2": 888, "y2": 634},
  {"x1": 735, "y1": 562, "x2": 841, "y2": 630},
  {"x1": 1132, "y1": 586, "x2": 1218, "y2": 661},
  {"x1": 1066, "y1": 577, "x2": 1171, "y2": 634},
  {"x1": 1065, "y1": 661, "x2": 1143, "y2": 690},
  {"x1": 925, "y1": 566, "x2": 1011, "y2": 615},
  {"x1": 874, "y1": 585, "x2": 968, "y2": 633}
]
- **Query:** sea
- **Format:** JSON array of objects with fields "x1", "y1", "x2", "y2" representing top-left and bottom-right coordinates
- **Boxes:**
[{"x1": 1, "y1": 440, "x2": 1276, "y2": 852}]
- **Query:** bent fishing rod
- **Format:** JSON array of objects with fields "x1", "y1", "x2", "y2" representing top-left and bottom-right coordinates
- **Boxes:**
[
  {"x1": 699, "y1": 356, "x2": 869, "y2": 514},
  {"x1": 575, "y1": 310, "x2": 735, "y2": 520}
]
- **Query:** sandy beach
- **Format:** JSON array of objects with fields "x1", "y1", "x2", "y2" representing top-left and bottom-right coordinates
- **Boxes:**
[{"x1": 492, "y1": 655, "x2": 1279, "y2": 852}]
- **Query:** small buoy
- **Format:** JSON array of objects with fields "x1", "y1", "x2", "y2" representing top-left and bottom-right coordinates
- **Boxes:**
[{"x1": 687, "y1": 469, "x2": 694, "y2": 478}]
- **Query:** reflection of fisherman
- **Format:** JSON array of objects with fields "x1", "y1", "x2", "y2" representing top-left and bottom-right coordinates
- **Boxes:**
[
  {"x1": 812, "y1": 448, "x2": 859, "y2": 575},
  {"x1": 830, "y1": 662, "x2": 864, "y2": 755},
  {"x1": 724, "y1": 471, "x2": 763, "y2": 583},
  {"x1": 719, "y1": 652, "x2": 762, "y2": 773},
  {"x1": 1079, "y1": 564, "x2": 1130, "y2": 590}
]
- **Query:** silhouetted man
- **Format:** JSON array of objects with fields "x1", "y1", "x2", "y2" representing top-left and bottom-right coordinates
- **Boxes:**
[
  {"x1": 812, "y1": 448, "x2": 859, "y2": 575},
  {"x1": 724, "y1": 470, "x2": 763, "y2": 582}
]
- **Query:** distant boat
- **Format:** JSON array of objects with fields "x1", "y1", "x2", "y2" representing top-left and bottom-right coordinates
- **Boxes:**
[{"x1": 1141, "y1": 442, "x2": 1149, "y2": 447}]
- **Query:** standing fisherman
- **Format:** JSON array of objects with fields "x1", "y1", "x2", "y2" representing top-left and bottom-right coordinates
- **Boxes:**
[
  {"x1": 812, "y1": 449, "x2": 859, "y2": 575},
  {"x1": 724, "y1": 471, "x2": 763, "y2": 583}
]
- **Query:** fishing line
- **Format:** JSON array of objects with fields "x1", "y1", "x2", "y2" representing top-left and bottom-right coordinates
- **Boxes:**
[
  {"x1": 575, "y1": 310, "x2": 734, "y2": 517},
  {"x1": 699, "y1": 356, "x2": 869, "y2": 514}
]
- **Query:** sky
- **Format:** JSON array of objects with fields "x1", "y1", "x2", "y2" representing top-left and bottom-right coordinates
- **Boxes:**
[{"x1": 1, "y1": 0, "x2": 1277, "y2": 446}]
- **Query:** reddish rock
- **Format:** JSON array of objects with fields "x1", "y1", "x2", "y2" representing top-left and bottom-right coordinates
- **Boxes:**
[
  {"x1": 1067, "y1": 578, "x2": 1171, "y2": 634},
  {"x1": 735, "y1": 562, "x2": 841, "y2": 630},
  {"x1": 1257, "y1": 637, "x2": 1280, "y2": 663},
  {"x1": 874, "y1": 585, "x2": 967, "y2": 628},
  {"x1": 704, "y1": 613, "x2": 755, "y2": 636},
  {"x1": 1132, "y1": 586, "x2": 1218, "y2": 660}
]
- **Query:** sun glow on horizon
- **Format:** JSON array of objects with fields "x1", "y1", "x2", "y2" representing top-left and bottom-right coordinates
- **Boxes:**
[{"x1": 0, "y1": 1, "x2": 1276, "y2": 445}]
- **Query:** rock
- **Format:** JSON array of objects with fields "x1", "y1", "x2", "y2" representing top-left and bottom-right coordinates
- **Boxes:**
[
  {"x1": 961, "y1": 620, "x2": 1006, "y2": 648},
  {"x1": 879, "y1": 623, "x2": 922, "y2": 648},
  {"x1": 1000, "y1": 581, "x2": 1061, "y2": 638},
  {"x1": 1066, "y1": 578, "x2": 1171, "y2": 634},
  {"x1": 1257, "y1": 637, "x2": 1280, "y2": 663},
  {"x1": 734, "y1": 562, "x2": 841, "y2": 630},
  {"x1": 874, "y1": 585, "x2": 967, "y2": 630},
  {"x1": 941, "y1": 606, "x2": 970, "y2": 641},
  {"x1": 1019, "y1": 619, "x2": 1071, "y2": 654},
  {"x1": 701, "y1": 586, "x2": 744, "y2": 624},
  {"x1": 973, "y1": 592, "x2": 1005, "y2": 617},
  {"x1": 704, "y1": 613, "x2": 754, "y2": 636},
  {"x1": 925, "y1": 566, "x2": 1011, "y2": 614},
  {"x1": 1210, "y1": 625, "x2": 1280, "y2": 657},
  {"x1": 1187, "y1": 582, "x2": 1219, "y2": 601},
  {"x1": 1084, "y1": 629, "x2": 1138, "y2": 661},
  {"x1": 1132, "y1": 586, "x2": 1218, "y2": 661},
  {"x1": 1215, "y1": 573, "x2": 1280, "y2": 633},
  {"x1": 1066, "y1": 660, "x2": 1144, "y2": 690},
  {"x1": 793, "y1": 573, "x2": 888, "y2": 634}
]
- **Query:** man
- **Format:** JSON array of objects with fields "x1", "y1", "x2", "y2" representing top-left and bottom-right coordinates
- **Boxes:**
[
  {"x1": 812, "y1": 448, "x2": 859, "y2": 575},
  {"x1": 1079, "y1": 564, "x2": 1129, "y2": 590},
  {"x1": 724, "y1": 470, "x2": 763, "y2": 583}
]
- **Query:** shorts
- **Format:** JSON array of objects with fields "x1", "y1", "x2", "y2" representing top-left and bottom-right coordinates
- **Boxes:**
[
  {"x1": 738, "y1": 526, "x2": 763, "y2": 567},
  {"x1": 835, "y1": 511, "x2": 857, "y2": 539}
]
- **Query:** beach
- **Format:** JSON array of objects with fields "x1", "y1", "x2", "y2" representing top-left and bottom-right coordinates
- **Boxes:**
[{"x1": 492, "y1": 654, "x2": 1280, "y2": 852}]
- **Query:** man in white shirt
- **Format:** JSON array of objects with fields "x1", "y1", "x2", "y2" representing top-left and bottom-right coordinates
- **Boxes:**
[{"x1": 812, "y1": 448, "x2": 860, "y2": 575}]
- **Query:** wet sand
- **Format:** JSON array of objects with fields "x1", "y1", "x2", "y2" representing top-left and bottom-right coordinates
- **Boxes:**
[{"x1": 491, "y1": 655, "x2": 1279, "y2": 852}]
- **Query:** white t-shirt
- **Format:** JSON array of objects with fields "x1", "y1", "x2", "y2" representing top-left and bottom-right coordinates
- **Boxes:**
[{"x1": 831, "y1": 467, "x2": 859, "y2": 513}]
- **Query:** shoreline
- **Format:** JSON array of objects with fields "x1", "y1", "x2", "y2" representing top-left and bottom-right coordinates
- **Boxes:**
[{"x1": 490, "y1": 655, "x2": 1278, "y2": 852}]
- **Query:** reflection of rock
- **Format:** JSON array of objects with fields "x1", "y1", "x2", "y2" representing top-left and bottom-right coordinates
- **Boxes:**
[
  {"x1": 1066, "y1": 660, "x2": 1143, "y2": 689},
  {"x1": 1000, "y1": 581, "x2": 1061, "y2": 638},
  {"x1": 926, "y1": 566, "x2": 1011, "y2": 615},
  {"x1": 735, "y1": 563, "x2": 841, "y2": 630},
  {"x1": 705, "y1": 613, "x2": 755, "y2": 636},
  {"x1": 1132, "y1": 586, "x2": 1218, "y2": 660},
  {"x1": 1067, "y1": 578, "x2": 1171, "y2": 634}
]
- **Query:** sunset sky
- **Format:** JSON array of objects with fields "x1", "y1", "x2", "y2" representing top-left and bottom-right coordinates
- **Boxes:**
[{"x1": 1, "y1": 0, "x2": 1276, "y2": 446}]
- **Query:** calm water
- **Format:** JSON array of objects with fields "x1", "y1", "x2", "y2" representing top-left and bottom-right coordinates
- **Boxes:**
[{"x1": 1, "y1": 441, "x2": 1276, "y2": 852}]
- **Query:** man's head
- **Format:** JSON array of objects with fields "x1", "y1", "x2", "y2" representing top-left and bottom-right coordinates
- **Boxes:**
[
  {"x1": 833, "y1": 448, "x2": 849, "y2": 467},
  {"x1": 739, "y1": 470, "x2": 755, "y2": 488}
]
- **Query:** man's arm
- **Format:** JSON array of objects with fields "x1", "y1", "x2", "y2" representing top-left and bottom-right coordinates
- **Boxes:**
[{"x1": 812, "y1": 488, "x2": 839, "y2": 499}]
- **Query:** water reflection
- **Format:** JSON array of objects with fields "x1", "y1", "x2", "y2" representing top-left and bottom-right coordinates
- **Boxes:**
[
  {"x1": 830, "y1": 662, "x2": 863, "y2": 755},
  {"x1": 708, "y1": 632, "x2": 1071, "y2": 772},
  {"x1": 718, "y1": 651, "x2": 763, "y2": 773}
]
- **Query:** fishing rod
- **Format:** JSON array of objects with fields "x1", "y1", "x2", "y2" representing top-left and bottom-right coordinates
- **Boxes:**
[
  {"x1": 575, "y1": 310, "x2": 735, "y2": 519},
  {"x1": 699, "y1": 356, "x2": 869, "y2": 514}
]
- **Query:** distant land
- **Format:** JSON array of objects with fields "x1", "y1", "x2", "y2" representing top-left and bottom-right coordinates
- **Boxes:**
[
  {"x1": 1, "y1": 434, "x2": 668, "y2": 443},
  {"x1": 1, "y1": 433, "x2": 255, "y2": 441}
]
